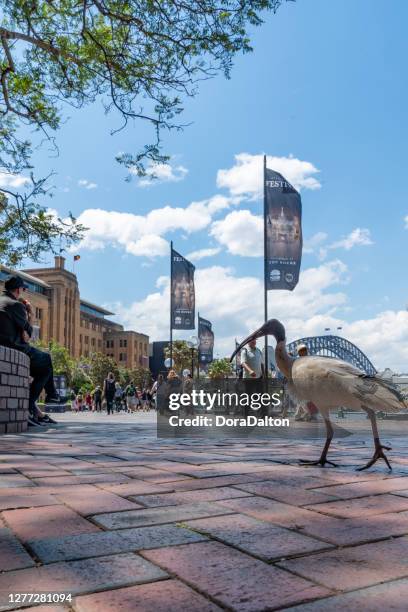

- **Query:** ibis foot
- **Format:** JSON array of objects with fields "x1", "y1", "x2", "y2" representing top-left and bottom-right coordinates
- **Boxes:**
[
  {"x1": 299, "y1": 458, "x2": 337, "y2": 468},
  {"x1": 357, "y1": 444, "x2": 392, "y2": 471}
]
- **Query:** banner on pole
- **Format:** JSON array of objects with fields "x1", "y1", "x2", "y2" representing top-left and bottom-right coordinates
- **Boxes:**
[
  {"x1": 198, "y1": 316, "x2": 214, "y2": 364},
  {"x1": 265, "y1": 168, "x2": 302, "y2": 291},
  {"x1": 171, "y1": 248, "x2": 195, "y2": 329}
]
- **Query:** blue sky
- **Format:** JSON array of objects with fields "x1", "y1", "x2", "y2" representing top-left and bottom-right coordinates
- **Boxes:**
[{"x1": 2, "y1": 0, "x2": 408, "y2": 369}]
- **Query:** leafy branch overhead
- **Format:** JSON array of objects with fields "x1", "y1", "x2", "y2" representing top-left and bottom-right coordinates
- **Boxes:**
[
  {"x1": 0, "y1": 0, "x2": 289, "y2": 174},
  {"x1": 0, "y1": 176, "x2": 86, "y2": 266}
]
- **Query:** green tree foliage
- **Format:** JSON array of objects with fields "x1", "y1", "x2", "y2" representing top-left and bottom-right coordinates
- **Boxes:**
[
  {"x1": 164, "y1": 340, "x2": 197, "y2": 374},
  {"x1": 32, "y1": 338, "x2": 75, "y2": 383},
  {"x1": 0, "y1": 181, "x2": 85, "y2": 267},
  {"x1": 208, "y1": 358, "x2": 233, "y2": 379},
  {"x1": 0, "y1": 0, "x2": 289, "y2": 264},
  {"x1": 87, "y1": 351, "x2": 119, "y2": 387},
  {"x1": 0, "y1": 0, "x2": 288, "y2": 175},
  {"x1": 70, "y1": 361, "x2": 93, "y2": 394}
]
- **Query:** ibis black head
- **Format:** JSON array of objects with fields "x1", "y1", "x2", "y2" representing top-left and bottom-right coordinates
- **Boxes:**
[{"x1": 230, "y1": 319, "x2": 286, "y2": 362}]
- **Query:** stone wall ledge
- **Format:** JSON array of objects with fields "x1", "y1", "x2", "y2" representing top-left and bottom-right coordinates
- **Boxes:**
[{"x1": 0, "y1": 346, "x2": 29, "y2": 434}]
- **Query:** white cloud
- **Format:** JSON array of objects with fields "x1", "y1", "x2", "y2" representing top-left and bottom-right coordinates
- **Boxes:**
[
  {"x1": 211, "y1": 210, "x2": 263, "y2": 256},
  {"x1": 303, "y1": 232, "x2": 328, "y2": 254},
  {"x1": 78, "y1": 179, "x2": 98, "y2": 190},
  {"x1": 0, "y1": 172, "x2": 30, "y2": 188},
  {"x1": 111, "y1": 260, "x2": 348, "y2": 353},
  {"x1": 111, "y1": 259, "x2": 407, "y2": 370},
  {"x1": 319, "y1": 228, "x2": 373, "y2": 260},
  {"x1": 187, "y1": 248, "x2": 221, "y2": 261},
  {"x1": 217, "y1": 153, "x2": 321, "y2": 199},
  {"x1": 329, "y1": 228, "x2": 373, "y2": 250},
  {"x1": 404, "y1": 214, "x2": 408, "y2": 229},
  {"x1": 74, "y1": 195, "x2": 235, "y2": 258},
  {"x1": 136, "y1": 161, "x2": 188, "y2": 187}
]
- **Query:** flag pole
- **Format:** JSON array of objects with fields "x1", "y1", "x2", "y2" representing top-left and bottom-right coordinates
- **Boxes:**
[
  {"x1": 263, "y1": 154, "x2": 268, "y2": 379},
  {"x1": 170, "y1": 241, "x2": 173, "y2": 369},
  {"x1": 197, "y1": 311, "x2": 199, "y2": 380}
]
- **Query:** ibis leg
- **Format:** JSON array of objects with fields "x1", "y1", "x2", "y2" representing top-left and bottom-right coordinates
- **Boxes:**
[
  {"x1": 300, "y1": 416, "x2": 337, "y2": 467},
  {"x1": 357, "y1": 407, "x2": 392, "y2": 471}
]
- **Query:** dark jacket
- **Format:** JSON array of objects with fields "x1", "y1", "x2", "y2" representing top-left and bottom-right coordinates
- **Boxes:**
[{"x1": 0, "y1": 291, "x2": 32, "y2": 351}]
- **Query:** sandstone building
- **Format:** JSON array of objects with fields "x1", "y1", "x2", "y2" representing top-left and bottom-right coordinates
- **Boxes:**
[{"x1": 0, "y1": 256, "x2": 148, "y2": 369}]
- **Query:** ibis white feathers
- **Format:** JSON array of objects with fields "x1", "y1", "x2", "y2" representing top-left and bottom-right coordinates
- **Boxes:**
[{"x1": 231, "y1": 319, "x2": 408, "y2": 470}]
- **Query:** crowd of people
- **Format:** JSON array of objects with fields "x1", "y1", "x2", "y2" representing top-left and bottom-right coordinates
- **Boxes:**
[
  {"x1": 70, "y1": 373, "x2": 163, "y2": 414},
  {"x1": 0, "y1": 273, "x2": 318, "y2": 428}
]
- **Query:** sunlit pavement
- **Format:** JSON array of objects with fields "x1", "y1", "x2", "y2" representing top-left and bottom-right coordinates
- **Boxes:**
[{"x1": 2, "y1": 412, "x2": 408, "y2": 611}]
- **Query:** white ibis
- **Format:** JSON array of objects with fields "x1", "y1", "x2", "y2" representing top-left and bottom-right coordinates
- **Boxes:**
[{"x1": 231, "y1": 319, "x2": 407, "y2": 470}]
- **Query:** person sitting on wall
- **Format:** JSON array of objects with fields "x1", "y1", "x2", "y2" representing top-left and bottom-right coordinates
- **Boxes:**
[{"x1": 0, "y1": 275, "x2": 60, "y2": 421}]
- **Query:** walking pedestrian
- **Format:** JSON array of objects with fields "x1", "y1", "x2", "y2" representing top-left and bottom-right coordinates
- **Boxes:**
[
  {"x1": 103, "y1": 372, "x2": 116, "y2": 415},
  {"x1": 92, "y1": 385, "x2": 102, "y2": 412}
]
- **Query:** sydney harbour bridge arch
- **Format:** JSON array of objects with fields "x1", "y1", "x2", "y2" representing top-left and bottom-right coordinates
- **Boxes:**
[{"x1": 286, "y1": 335, "x2": 377, "y2": 376}]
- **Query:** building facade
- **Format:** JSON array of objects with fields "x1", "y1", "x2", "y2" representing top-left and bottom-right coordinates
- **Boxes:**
[{"x1": 0, "y1": 256, "x2": 149, "y2": 369}]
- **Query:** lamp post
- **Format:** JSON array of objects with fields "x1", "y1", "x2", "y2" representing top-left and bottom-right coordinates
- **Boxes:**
[{"x1": 187, "y1": 336, "x2": 199, "y2": 379}]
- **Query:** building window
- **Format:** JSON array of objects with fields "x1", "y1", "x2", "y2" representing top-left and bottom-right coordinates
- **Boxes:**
[
  {"x1": 91, "y1": 338, "x2": 96, "y2": 347},
  {"x1": 119, "y1": 352, "x2": 126, "y2": 362},
  {"x1": 98, "y1": 339, "x2": 102, "y2": 348},
  {"x1": 85, "y1": 336, "x2": 89, "y2": 344}
]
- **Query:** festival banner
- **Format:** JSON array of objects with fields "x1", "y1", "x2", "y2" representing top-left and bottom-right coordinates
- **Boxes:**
[
  {"x1": 171, "y1": 248, "x2": 195, "y2": 329},
  {"x1": 264, "y1": 168, "x2": 303, "y2": 290},
  {"x1": 198, "y1": 316, "x2": 214, "y2": 364}
]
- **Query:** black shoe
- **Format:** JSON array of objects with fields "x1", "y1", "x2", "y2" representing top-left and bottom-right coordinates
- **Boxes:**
[
  {"x1": 45, "y1": 395, "x2": 61, "y2": 404},
  {"x1": 40, "y1": 414, "x2": 58, "y2": 424},
  {"x1": 27, "y1": 416, "x2": 44, "y2": 427}
]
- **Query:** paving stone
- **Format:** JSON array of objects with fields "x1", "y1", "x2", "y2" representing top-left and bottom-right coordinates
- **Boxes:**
[
  {"x1": 216, "y1": 496, "x2": 329, "y2": 529},
  {"x1": 0, "y1": 493, "x2": 58, "y2": 511},
  {"x1": 30, "y1": 525, "x2": 207, "y2": 563},
  {"x1": 143, "y1": 541, "x2": 331, "y2": 611},
  {"x1": 311, "y1": 476, "x2": 408, "y2": 499},
  {"x1": 132, "y1": 486, "x2": 253, "y2": 508},
  {"x1": 54, "y1": 486, "x2": 142, "y2": 515},
  {"x1": 285, "y1": 577, "x2": 408, "y2": 611},
  {"x1": 170, "y1": 474, "x2": 266, "y2": 491},
  {"x1": 20, "y1": 607, "x2": 67, "y2": 612},
  {"x1": 234, "y1": 481, "x2": 336, "y2": 506},
  {"x1": 185, "y1": 513, "x2": 332, "y2": 561},
  {"x1": 0, "y1": 528, "x2": 35, "y2": 571},
  {"x1": 30, "y1": 473, "x2": 132, "y2": 487},
  {"x1": 305, "y1": 493, "x2": 408, "y2": 518},
  {"x1": 21, "y1": 470, "x2": 72, "y2": 478},
  {"x1": 299, "y1": 510, "x2": 408, "y2": 546},
  {"x1": 117, "y1": 466, "x2": 191, "y2": 483},
  {"x1": 92, "y1": 502, "x2": 234, "y2": 529},
  {"x1": 2, "y1": 505, "x2": 99, "y2": 543},
  {"x1": 278, "y1": 536, "x2": 408, "y2": 591},
  {"x1": 0, "y1": 553, "x2": 167, "y2": 611},
  {"x1": 96, "y1": 481, "x2": 174, "y2": 496},
  {"x1": 74, "y1": 579, "x2": 222, "y2": 612},
  {"x1": 0, "y1": 475, "x2": 35, "y2": 488}
]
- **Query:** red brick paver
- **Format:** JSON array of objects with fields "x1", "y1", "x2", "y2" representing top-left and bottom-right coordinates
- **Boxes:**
[
  {"x1": 0, "y1": 553, "x2": 167, "y2": 610},
  {"x1": 284, "y1": 577, "x2": 408, "y2": 611},
  {"x1": 144, "y1": 541, "x2": 331, "y2": 611},
  {"x1": 2, "y1": 504, "x2": 99, "y2": 543},
  {"x1": 3, "y1": 413, "x2": 408, "y2": 611},
  {"x1": 278, "y1": 536, "x2": 408, "y2": 591},
  {"x1": 74, "y1": 579, "x2": 222, "y2": 612},
  {"x1": 185, "y1": 513, "x2": 332, "y2": 560}
]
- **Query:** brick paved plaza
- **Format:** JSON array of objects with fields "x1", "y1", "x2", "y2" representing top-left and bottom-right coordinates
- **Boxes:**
[{"x1": 2, "y1": 412, "x2": 408, "y2": 611}]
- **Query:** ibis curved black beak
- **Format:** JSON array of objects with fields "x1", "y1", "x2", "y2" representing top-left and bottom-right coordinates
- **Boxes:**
[{"x1": 230, "y1": 319, "x2": 286, "y2": 362}]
